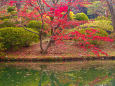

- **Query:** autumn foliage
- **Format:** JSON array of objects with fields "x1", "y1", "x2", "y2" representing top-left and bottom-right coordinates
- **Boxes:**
[{"x1": 1, "y1": 0, "x2": 113, "y2": 56}]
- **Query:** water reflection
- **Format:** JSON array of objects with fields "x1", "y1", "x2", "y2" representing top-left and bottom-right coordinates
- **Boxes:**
[{"x1": 0, "y1": 61, "x2": 115, "y2": 86}]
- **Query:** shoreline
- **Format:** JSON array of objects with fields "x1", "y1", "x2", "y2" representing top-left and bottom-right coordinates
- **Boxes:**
[{"x1": 0, "y1": 56, "x2": 115, "y2": 62}]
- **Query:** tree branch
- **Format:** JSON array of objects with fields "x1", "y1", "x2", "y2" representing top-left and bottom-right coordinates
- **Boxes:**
[{"x1": 21, "y1": 26, "x2": 39, "y2": 35}]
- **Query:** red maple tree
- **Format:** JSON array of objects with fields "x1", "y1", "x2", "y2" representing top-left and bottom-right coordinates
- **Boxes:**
[{"x1": 7, "y1": 0, "x2": 113, "y2": 56}]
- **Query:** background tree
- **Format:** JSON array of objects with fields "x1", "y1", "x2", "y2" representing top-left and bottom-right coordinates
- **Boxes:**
[{"x1": 105, "y1": 0, "x2": 115, "y2": 32}]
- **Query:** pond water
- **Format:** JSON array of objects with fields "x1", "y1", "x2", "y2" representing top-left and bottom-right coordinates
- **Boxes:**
[{"x1": 0, "y1": 61, "x2": 115, "y2": 86}]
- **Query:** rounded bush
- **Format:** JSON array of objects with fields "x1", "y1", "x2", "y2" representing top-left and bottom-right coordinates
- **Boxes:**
[
  {"x1": 74, "y1": 13, "x2": 89, "y2": 21},
  {"x1": 0, "y1": 27, "x2": 39, "y2": 50},
  {"x1": 27, "y1": 20, "x2": 49, "y2": 37},
  {"x1": 7, "y1": 6, "x2": 15, "y2": 13},
  {"x1": 26, "y1": 20, "x2": 42, "y2": 31}
]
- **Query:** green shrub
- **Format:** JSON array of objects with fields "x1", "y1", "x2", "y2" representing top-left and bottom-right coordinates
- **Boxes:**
[
  {"x1": 69, "y1": 11, "x2": 75, "y2": 20},
  {"x1": 0, "y1": 16, "x2": 10, "y2": 20},
  {"x1": 10, "y1": 11, "x2": 17, "y2": 16},
  {"x1": 79, "y1": 28, "x2": 108, "y2": 37},
  {"x1": 0, "y1": 43, "x2": 4, "y2": 51},
  {"x1": 80, "y1": 20, "x2": 113, "y2": 32},
  {"x1": 27, "y1": 20, "x2": 49, "y2": 30},
  {"x1": 74, "y1": 13, "x2": 89, "y2": 21},
  {"x1": 26, "y1": 20, "x2": 42, "y2": 31},
  {"x1": 0, "y1": 36, "x2": 5, "y2": 57},
  {"x1": 78, "y1": 28, "x2": 108, "y2": 46},
  {"x1": 7, "y1": 6, "x2": 15, "y2": 13},
  {"x1": 27, "y1": 20, "x2": 49, "y2": 37},
  {"x1": 0, "y1": 27, "x2": 39, "y2": 50},
  {"x1": 0, "y1": 36, "x2": 4, "y2": 50},
  {"x1": 63, "y1": 27, "x2": 108, "y2": 46},
  {"x1": 0, "y1": 19, "x2": 15, "y2": 28},
  {"x1": 95, "y1": 16, "x2": 110, "y2": 20}
]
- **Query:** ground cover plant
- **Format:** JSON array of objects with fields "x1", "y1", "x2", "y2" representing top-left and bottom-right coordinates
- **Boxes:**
[{"x1": 0, "y1": 0, "x2": 115, "y2": 57}]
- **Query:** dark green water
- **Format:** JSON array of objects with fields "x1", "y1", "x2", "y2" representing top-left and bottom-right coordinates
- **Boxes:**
[{"x1": 0, "y1": 61, "x2": 115, "y2": 86}]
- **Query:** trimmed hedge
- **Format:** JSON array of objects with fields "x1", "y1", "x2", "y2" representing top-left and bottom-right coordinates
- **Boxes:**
[
  {"x1": 74, "y1": 13, "x2": 89, "y2": 21},
  {"x1": 0, "y1": 27, "x2": 39, "y2": 50}
]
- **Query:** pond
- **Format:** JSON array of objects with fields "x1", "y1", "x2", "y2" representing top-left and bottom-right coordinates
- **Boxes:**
[{"x1": 0, "y1": 61, "x2": 115, "y2": 86}]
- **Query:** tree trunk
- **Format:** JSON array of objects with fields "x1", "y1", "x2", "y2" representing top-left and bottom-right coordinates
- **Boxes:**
[
  {"x1": 39, "y1": 15, "x2": 44, "y2": 53},
  {"x1": 16, "y1": 0, "x2": 22, "y2": 23},
  {"x1": 106, "y1": 0, "x2": 115, "y2": 32},
  {"x1": 39, "y1": 31, "x2": 44, "y2": 52},
  {"x1": 42, "y1": 39, "x2": 54, "y2": 54}
]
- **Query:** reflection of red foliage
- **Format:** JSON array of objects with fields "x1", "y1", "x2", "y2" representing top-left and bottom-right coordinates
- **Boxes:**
[{"x1": 88, "y1": 75, "x2": 112, "y2": 86}]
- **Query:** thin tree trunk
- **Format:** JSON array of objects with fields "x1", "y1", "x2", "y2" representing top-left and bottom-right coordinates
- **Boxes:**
[
  {"x1": 42, "y1": 39, "x2": 53, "y2": 54},
  {"x1": 106, "y1": 0, "x2": 115, "y2": 32},
  {"x1": 16, "y1": 0, "x2": 22, "y2": 23},
  {"x1": 41, "y1": 26, "x2": 55, "y2": 54},
  {"x1": 39, "y1": 31, "x2": 44, "y2": 52},
  {"x1": 39, "y1": 15, "x2": 44, "y2": 53}
]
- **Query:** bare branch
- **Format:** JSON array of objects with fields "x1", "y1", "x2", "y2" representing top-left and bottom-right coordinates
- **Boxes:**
[{"x1": 21, "y1": 26, "x2": 39, "y2": 35}]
